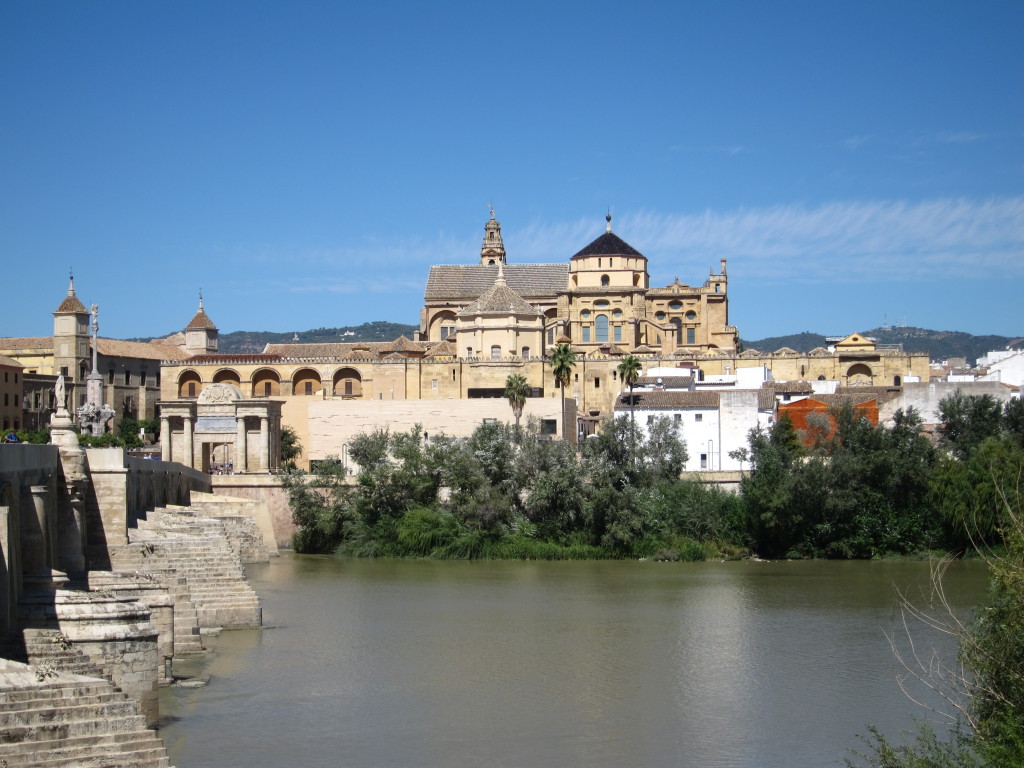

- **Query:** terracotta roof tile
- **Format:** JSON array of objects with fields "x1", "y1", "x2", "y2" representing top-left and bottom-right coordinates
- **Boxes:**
[
  {"x1": 637, "y1": 375, "x2": 694, "y2": 389},
  {"x1": 97, "y1": 338, "x2": 190, "y2": 361},
  {"x1": 0, "y1": 353, "x2": 24, "y2": 368},
  {"x1": 0, "y1": 336, "x2": 52, "y2": 351},
  {"x1": 615, "y1": 390, "x2": 720, "y2": 409},
  {"x1": 186, "y1": 308, "x2": 217, "y2": 330},
  {"x1": 425, "y1": 264, "x2": 567, "y2": 301}
]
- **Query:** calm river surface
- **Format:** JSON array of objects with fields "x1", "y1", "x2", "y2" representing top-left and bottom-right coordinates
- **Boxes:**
[{"x1": 159, "y1": 555, "x2": 988, "y2": 768}]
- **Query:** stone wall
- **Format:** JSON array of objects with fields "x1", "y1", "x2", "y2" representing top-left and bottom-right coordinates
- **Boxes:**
[
  {"x1": 882, "y1": 380, "x2": 1016, "y2": 425},
  {"x1": 211, "y1": 475, "x2": 293, "y2": 549},
  {"x1": 84, "y1": 447, "x2": 211, "y2": 563}
]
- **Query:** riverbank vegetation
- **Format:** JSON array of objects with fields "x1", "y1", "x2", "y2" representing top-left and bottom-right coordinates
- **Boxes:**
[
  {"x1": 285, "y1": 393, "x2": 1023, "y2": 563},
  {"x1": 284, "y1": 416, "x2": 745, "y2": 560}
]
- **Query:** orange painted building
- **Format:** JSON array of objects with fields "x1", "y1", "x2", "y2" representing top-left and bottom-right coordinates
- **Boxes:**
[{"x1": 778, "y1": 394, "x2": 878, "y2": 447}]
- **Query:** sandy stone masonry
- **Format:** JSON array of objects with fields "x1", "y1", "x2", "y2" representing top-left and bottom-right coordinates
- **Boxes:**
[
  {"x1": 3, "y1": 440, "x2": 270, "y2": 766},
  {"x1": 0, "y1": 659, "x2": 175, "y2": 768}
]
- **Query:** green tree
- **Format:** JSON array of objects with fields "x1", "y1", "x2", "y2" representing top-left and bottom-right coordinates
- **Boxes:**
[
  {"x1": 938, "y1": 391, "x2": 1004, "y2": 460},
  {"x1": 616, "y1": 354, "x2": 643, "y2": 466},
  {"x1": 281, "y1": 458, "x2": 352, "y2": 553},
  {"x1": 548, "y1": 342, "x2": 577, "y2": 440},
  {"x1": 503, "y1": 373, "x2": 531, "y2": 436},
  {"x1": 280, "y1": 425, "x2": 301, "y2": 470}
]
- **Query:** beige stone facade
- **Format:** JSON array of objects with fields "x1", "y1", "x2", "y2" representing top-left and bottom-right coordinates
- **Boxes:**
[
  {"x1": 0, "y1": 278, "x2": 192, "y2": 431},
  {"x1": 154, "y1": 213, "x2": 930, "y2": 469}
]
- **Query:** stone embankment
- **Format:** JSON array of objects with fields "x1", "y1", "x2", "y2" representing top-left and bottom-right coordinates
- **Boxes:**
[
  {"x1": 1, "y1": 478, "x2": 273, "y2": 768},
  {"x1": 0, "y1": 659, "x2": 172, "y2": 768}
]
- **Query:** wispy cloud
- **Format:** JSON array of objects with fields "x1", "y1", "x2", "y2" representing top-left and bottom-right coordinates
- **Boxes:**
[
  {"x1": 915, "y1": 131, "x2": 988, "y2": 145},
  {"x1": 203, "y1": 197, "x2": 1024, "y2": 298},
  {"x1": 614, "y1": 197, "x2": 1024, "y2": 284},
  {"x1": 838, "y1": 134, "x2": 873, "y2": 150}
]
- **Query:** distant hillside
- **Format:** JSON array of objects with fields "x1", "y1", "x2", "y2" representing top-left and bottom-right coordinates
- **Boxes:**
[
  {"x1": 742, "y1": 327, "x2": 1021, "y2": 366},
  {"x1": 134, "y1": 321, "x2": 1018, "y2": 365},
  {"x1": 132, "y1": 321, "x2": 419, "y2": 354},
  {"x1": 217, "y1": 321, "x2": 419, "y2": 354}
]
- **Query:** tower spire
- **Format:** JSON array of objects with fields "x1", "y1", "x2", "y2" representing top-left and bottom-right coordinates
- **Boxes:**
[{"x1": 480, "y1": 207, "x2": 507, "y2": 265}]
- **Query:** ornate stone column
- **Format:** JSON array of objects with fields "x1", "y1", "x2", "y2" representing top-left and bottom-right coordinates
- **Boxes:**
[
  {"x1": 235, "y1": 415, "x2": 248, "y2": 473},
  {"x1": 160, "y1": 415, "x2": 171, "y2": 461},
  {"x1": 258, "y1": 415, "x2": 269, "y2": 472},
  {"x1": 182, "y1": 414, "x2": 195, "y2": 469}
]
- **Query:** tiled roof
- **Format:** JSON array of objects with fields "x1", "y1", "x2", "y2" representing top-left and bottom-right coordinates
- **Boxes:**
[
  {"x1": 762, "y1": 380, "x2": 814, "y2": 394},
  {"x1": 0, "y1": 336, "x2": 52, "y2": 351},
  {"x1": 424, "y1": 340, "x2": 456, "y2": 358},
  {"x1": 55, "y1": 295, "x2": 88, "y2": 313},
  {"x1": 615, "y1": 390, "x2": 721, "y2": 409},
  {"x1": 186, "y1": 308, "x2": 217, "y2": 330},
  {"x1": 631, "y1": 344, "x2": 658, "y2": 354},
  {"x1": 0, "y1": 353, "x2": 24, "y2": 368},
  {"x1": 571, "y1": 232, "x2": 644, "y2": 259},
  {"x1": 637, "y1": 376, "x2": 694, "y2": 389},
  {"x1": 757, "y1": 390, "x2": 777, "y2": 410},
  {"x1": 97, "y1": 338, "x2": 190, "y2": 361},
  {"x1": 425, "y1": 264, "x2": 567, "y2": 301},
  {"x1": 381, "y1": 335, "x2": 425, "y2": 352},
  {"x1": 263, "y1": 341, "x2": 398, "y2": 358},
  {"x1": 834, "y1": 385, "x2": 902, "y2": 402},
  {"x1": 458, "y1": 281, "x2": 540, "y2": 317}
]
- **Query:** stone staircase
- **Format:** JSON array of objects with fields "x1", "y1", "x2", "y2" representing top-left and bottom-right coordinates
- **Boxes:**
[
  {"x1": 186, "y1": 492, "x2": 279, "y2": 561},
  {"x1": 0, "y1": 629, "x2": 105, "y2": 680},
  {"x1": 111, "y1": 508, "x2": 262, "y2": 630},
  {"x1": 0, "y1": 659, "x2": 173, "y2": 768}
]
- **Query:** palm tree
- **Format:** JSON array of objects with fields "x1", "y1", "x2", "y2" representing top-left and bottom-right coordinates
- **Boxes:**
[
  {"x1": 617, "y1": 355, "x2": 642, "y2": 430},
  {"x1": 548, "y1": 342, "x2": 577, "y2": 440},
  {"x1": 617, "y1": 355, "x2": 642, "y2": 468},
  {"x1": 503, "y1": 373, "x2": 531, "y2": 436}
]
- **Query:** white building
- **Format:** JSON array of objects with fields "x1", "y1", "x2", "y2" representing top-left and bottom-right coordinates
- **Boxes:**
[{"x1": 614, "y1": 388, "x2": 775, "y2": 472}]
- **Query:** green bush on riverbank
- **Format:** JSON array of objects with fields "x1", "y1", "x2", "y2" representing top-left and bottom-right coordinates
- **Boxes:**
[
  {"x1": 283, "y1": 417, "x2": 745, "y2": 560},
  {"x1": 285, "y1": 394, "x2": 1024, "y2": 562}
]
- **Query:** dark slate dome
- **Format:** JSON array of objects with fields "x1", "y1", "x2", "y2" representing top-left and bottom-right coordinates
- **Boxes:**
[{"x1": 571, "y1": 232, "x2": 644, "y2": 260}]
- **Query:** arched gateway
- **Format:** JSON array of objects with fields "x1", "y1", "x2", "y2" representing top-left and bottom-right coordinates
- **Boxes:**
[{"x1": 158, "y1": 382, "x2": 283, "y2": 473}]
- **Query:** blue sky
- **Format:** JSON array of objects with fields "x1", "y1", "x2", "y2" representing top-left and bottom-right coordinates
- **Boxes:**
[{"x1": 2, "y1": 1, "x2": 1021, "y2": 342}]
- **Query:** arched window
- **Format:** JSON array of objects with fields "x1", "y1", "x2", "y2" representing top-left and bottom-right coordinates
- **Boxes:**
[
  {"x1": 178, "y1": 371, "x2": 202, "y2": 399},
  {"x1": 491, "y1": 345, "x2": 501, "y2": 360},
  {"x1": 521, "y1": 347, "x2": 531, "y2": 359},
  {"x1": 596, "y1": 314, "x2": 609, "y2": 343},
  {"x1": 601, "y1": 274, "x2": 610, "y2": 287},
  {"x1": 670, "y1": 317, "x2": 682, "y2": 344},
  {"x1": 292, "y1": 368, "x2": 322, "y2": 396}
]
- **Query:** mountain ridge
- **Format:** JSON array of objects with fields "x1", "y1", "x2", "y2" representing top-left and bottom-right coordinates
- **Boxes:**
[{"x1": 133, "y1": 323, "x2": 1021, "y2": 365}]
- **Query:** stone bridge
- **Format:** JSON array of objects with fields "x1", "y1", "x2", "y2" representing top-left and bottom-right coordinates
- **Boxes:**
[{"x1": 1, "y1": 435, "x2": 280, "y2": 767}]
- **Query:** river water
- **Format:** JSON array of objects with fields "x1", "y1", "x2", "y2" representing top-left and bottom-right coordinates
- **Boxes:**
[{"x1": 159, "y1": 555, "x2": 988, "y2": 768}]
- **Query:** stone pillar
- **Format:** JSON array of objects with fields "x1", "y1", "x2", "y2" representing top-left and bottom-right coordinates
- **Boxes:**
[
  {"x1": 258, "y1": 415, "x2": 269, "y2": 473},
  {"x1": 21, "y1": 484, "x2": 67, "y2": 593},
  {"x1": 160, "y1": 416, "x2": 171, "y2": 461},
  {"x1": 23, "y1": 485, "x2": 50, "y2": 577},
  {"x1": 182, "y1": 415, "x2": 195, "y2": 469},
  {"x1": 236, "y1": 416, "x2": 248, "y2": 473},
  {"x1": 57, "y1": 445, "x2": 89, "y2": 578}
]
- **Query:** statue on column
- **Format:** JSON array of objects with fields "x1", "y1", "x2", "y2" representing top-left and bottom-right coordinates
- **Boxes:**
[{"x1": 77, "y1": 303, "x2": 115, "y2": 437}]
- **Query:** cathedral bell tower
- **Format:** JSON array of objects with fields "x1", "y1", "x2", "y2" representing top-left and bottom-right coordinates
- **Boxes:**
[
  {"x1": 479, "y1": 206, "x2": 507, "y2": 265},
  {"x1": 52, "y1": 273, "x2": 90, "y2": 384},
  {"x1": 184, "y1": 293, "x2": 219, "y2": 356}
]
